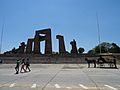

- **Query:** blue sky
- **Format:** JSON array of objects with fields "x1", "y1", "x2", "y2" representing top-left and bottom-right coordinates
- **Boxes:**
[{"x1": 0, "y1": 0, "x2": 120, "y2": 53}]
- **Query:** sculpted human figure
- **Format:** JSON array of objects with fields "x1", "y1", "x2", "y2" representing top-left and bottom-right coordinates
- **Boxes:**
[{"x1": 70, "y1": 39, "x2": 78, "y2": 54}]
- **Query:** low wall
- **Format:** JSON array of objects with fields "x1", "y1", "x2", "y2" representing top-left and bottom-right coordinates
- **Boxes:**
[{"x1": 0, "y1": 53, "x2": 120, "y2": 64}]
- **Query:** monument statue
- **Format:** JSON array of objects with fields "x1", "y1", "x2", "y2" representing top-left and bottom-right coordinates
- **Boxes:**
[
  {"x1": 70, "y1": 39, "x2": 78, "y2": 54},
  {"x1": 4, "y1": 28, "x2": 79, "y2": 56},
  {"x1": 34, "y1": 28, "x2": 52, "y2": 54},
  {"x1": 26, "y1": 28, "x2": 52, "y2": 54},
  {"x1": 56, "y1": 35, "x2": 66, "y2": 54}
]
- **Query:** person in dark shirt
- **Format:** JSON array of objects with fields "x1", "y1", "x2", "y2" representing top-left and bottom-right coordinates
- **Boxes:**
[
  {"x1": 20, "y1": 59, "x2": 26, "y2": 73},
  {"x1": 97, "y1": 55, "x2": 106, "y2": 65},
  {"x1": 25, "y1": 58, "x2": 31, "y2": 72}
]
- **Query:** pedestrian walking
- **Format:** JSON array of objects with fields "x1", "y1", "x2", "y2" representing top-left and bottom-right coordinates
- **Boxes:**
[
  {"x1": 25, "y1": 58, "x2": 31, "y2": 72},
  {"x1": 20, "y1": 59, "x2": 26, "y2": 73},
  {"x1": 15, "y1": 59, "x2": 20, "y2": 74}
]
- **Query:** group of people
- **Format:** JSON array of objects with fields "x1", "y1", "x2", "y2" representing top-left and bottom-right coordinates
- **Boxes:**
[{"x1": 15, "y1": 58, "x2": 31, "y2": 74}]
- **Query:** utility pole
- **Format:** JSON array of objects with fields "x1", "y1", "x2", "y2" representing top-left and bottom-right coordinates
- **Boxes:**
[{"x1": 96, "y1": 13, "x2": 101, "y2": 54}]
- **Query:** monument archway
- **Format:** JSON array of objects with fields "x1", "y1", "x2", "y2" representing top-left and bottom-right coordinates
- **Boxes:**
[{"x1": 26, "y1": 28, "x2": 52, "y2": 54}]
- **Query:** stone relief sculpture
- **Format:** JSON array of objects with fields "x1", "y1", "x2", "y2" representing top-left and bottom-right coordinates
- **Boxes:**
[{"x1": 4, "y1": 42, "x2": 26, "y2": 54}]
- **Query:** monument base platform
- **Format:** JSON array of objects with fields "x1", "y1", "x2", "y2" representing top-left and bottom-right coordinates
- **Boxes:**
[
  {"x1": 0, "y1": 53, "x2": 119, "y2": 64},
  {"x1": 0, "y1": 54, "x2": 90, "y2": 64}
]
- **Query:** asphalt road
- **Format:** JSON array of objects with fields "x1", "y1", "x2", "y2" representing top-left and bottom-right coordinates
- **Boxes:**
[{"x1": 0, "y1": 64, "x2": 120, "y2": 90}]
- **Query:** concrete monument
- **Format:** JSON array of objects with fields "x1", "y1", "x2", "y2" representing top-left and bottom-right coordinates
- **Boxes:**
[
  {"x1": 4, "y1": 28, "x2": 79, "y2": 56},
  {"x1": 25, "y1": 28, "x2": 52, "y2": 54},
  {"x1": 56, "y1": 35, "x2": 66, "y2": 54},
  {"x1": 70, "y1": 39, "x2": 78, "y2": 54},
  {"x1": 34, "y1": 28, "x2": 52, "y2": 54},
  {"x1": 26, "y1": 39, "x2": 34, "y2": 54}
]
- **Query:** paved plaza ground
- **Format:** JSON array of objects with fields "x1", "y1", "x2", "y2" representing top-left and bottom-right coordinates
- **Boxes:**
[{"x1": 0, "y1": 64, "x2": 120, "y2": 90}]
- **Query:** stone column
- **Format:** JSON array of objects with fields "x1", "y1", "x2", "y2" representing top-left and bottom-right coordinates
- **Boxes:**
[
  {"x1": 56, "y1": 35, "x2": 66, "y2": 54},
  {"x1": 45, "y1": 29, "x2": 52, "y2": 54},
  {"x1": 34, "y1": 33, "x2": 40, "y2": 54},
  {"x1": 26, "y1": 39, "x2": 34, "y2": 54}
]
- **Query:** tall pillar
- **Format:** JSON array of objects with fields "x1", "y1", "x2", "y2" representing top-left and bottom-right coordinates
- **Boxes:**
[
  {"x1": 56, "y1": 35, "x2": 66, "y2": 54},
  {"x1": 34, "y1": 33, "x2": 40, "y2": 54},
  {"x1": 26, "y1": 39, "x2": 34, "y2": 54},
  {"x1": 45, "y1": 29, "x2": 52, "y2": 54}
]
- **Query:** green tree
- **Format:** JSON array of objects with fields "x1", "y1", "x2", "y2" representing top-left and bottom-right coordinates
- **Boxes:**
[
  {"x1": 88, "y1": 50, "x2": 94, "y2": 54},
  {"x1": 78, "y1": 47, "x2": 85, "y2": 54},
  {"x1": 88, "y1": 42, "x2": 120, "y2": 54},
  {"x1": 109, "y1": 43, "x2": 120, "y2": 53}
]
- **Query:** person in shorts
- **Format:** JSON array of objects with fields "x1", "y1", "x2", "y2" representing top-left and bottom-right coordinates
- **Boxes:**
[{"x1": 15, "y1": 59, "x2": 20, "y2": 74}]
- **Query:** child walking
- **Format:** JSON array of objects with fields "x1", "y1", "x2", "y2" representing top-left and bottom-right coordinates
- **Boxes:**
[
  {"x1": 15, "y1": 59, "x2": 20, "y2": 74},
  {"x1": 20, "y1": 59, "x2": 26, "y2": 73},
  {"x1": 25, "y1": 58, "x2": 31, "y2": 72}
]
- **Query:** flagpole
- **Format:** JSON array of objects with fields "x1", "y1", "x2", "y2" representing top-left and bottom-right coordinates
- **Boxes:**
[
  {"x1": 0, "y1": 18, "x2": 5, "y2": 54},
  {"x1": 96, "y1": 13, "x2": 101, "y2": 54}
]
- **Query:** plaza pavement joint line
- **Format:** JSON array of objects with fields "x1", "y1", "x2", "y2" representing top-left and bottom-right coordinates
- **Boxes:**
[
  {"x1": 41, "y1": 65, "x2": 63, "y2": 90},
  {"x1": 82, "y1": 69, "x2": 101, "y2": 90}
]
